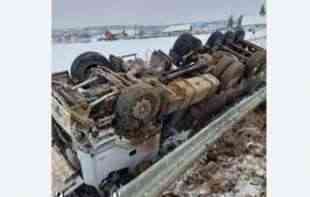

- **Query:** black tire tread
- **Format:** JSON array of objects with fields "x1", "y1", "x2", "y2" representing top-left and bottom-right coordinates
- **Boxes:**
[
  {"x1": 170, "y1": 33, "x2": 202, "y2": 66},
  {"x1": 70, "y1": 51, "x2": 111, "y2": 83},
  {"x1": 206, "y1": 31, "x2": 224, "y2": 49},
  {"x1": 224, "y1": 31, "x2": 235, "y2": 45},
  {"x1": 235, "y1": 28, "x2": 246, "y2": 42}
]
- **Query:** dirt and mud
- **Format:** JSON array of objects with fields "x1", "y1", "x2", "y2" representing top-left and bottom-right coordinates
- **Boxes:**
[{"x1": 162, "y1": 105, "x2": 266, "y2": 197}]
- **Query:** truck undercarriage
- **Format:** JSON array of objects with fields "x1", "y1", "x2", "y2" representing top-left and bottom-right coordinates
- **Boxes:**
[{"x1": 52, "y1": 29, "x2": 266, "y2": 197}]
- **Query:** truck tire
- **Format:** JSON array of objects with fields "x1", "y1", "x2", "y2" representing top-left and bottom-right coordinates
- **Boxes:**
[
  {"x1": 73, "y1": 184, "x2": 100, "y2": 197},
  {"x1": 169, "y1": 33, "x2": 202, "y2": 66},
  {"x1": 235, "y1": 28, "x2": 246, "y2": 42},
  {"x1": 101, "y1": 183, "x2": 119, "y2": 197},
  {"x1": 224, "y1": 30, "x2": 235, "y2": 45},
  {"x1": 206, "y1": 31, "x2": 224, "y2": 49},
  {"x1": 70, "y1": 51, "x2": 111, "y2": 83}
]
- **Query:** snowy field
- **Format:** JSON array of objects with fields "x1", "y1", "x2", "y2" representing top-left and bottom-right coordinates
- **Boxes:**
[{"x1": 52, "y1": 28, "x2": 266, "y2": 73}]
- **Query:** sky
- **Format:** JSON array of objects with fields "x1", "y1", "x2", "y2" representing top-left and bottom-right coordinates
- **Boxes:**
[{"x1": 52, "y1": 0, "x2": 264, "y2": 29}]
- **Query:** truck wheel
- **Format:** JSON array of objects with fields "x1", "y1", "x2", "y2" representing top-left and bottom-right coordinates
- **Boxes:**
[
  {"x1": 206, "y1": 31, "x2": 224, "y2": 49},
  {"x1": 74, "y1": 184, "x2": 100, "y2": 197},
  {"x1": 101, "y1": 182, "x2": 119, "y2": 197},
  {"x1": 70, "y1": 51, "x2": 111, "y2": 83},
  {"x1": 169, "y1": 33, "x2": 202, "y2": 67},
  {"x1": 235, "y1": 28, "x2": 246, "y2": 42},
  {"x1": 224, "y1": 30, "x2": 235, "y2": 45}
]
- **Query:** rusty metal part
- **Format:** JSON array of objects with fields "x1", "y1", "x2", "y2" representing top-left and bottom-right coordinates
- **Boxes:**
[
  {"x1": 227, "y1": 42, "x2": 253, "y2": 56},
  {"x1": 165, "y1": 73, "x2": 220, "y2": 114},
  {"x1": 115, "y1": 73, "x2": 220, "y2": 142},
  {"x1": 126, "y1": 62, "x2": 145, "y2": 83},
  {"x1": 220, "y1": 61, "x2": 245, "y2": 90},
  {"x1": 222, "y1": 42, "x2": 266, "y2": 78},
  {"x1": 71, "y1": 76, "x2": 99, "y2": 90},
  {"x1": 109, "y1": 54, "x2": 125, "y2": 72},
  {"x1": 132, "y1": 99, "x2": 153, "y2": 120},
  {"x1": 89, "y1": 89, "x2": 119, "y2": 108},
  {"x1": 150, "y1": 50, "x2": 173, "y2": 73},
  {"x1": 88, "y1": 67, "x2": 126, "y2": 88},
  {"x1": 190, "y1": 78, "x2": 265, "y2": 131},
  {"x1": 159, "y1": 63, "x2": 209, "y2": 83},
  {"x1": 121, "y1": 53, "x2": 137, "y2": 59},
  {"x1": 55, "y1": 86, "x2": 89, "y2": 107},
  {"x1": 99, "y1": 66, "x2": 133, "y2": 87},
  {"x1": 222, "y1": 46, "x2": 249, "y2": 61},
  {"x1": 196, "y1": 50, "x2": 246, "y2": 90},
  {"x1": 125, "y1": 58, "x2": 146, "y2": 72},
  {"x1": 210, "y1": 53, "x2": 235, "y2": 78},
  {"x1": 115, "y1": 83, "x2": 162, "y2": 140},
  {"x1": 52, "y1": 90, "x2": 95, "y2": 136},
  {"x1": 126, "y1": 124, "x2": 162, "y2": 146},
  {"x1": 196, "y1": 53, "x2": 214, "y2": 65},
  {"x1": 78, "y1": 85, "x2": 113, "y2": 97},
  {"x1": 207, "y1": 30, "x2": 266, "y2": 78}
]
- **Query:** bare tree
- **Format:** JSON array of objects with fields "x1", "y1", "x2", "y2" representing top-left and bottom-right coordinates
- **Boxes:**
[
  {"x1": 260, "y1": 3, "x2": 266, "y2": 16},
  {"x1": 237, "y1": 15, "x2": 244, "y2": 28}
]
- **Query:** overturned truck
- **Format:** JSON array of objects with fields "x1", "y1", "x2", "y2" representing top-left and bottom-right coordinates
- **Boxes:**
[{"x1": 52, "y1": 29, "x2": 266, "y2": 197}]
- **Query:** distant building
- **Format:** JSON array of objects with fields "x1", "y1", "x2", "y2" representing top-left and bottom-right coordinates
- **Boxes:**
[
  {"x1": 104, "y1": 30, "x2": 115, "y2": 40},
  {"x1": 103, "y1": 29, "x2": 128, "y2": 41},
  {"x1": 162, "y1": 24, "x2": 192, "y2": 36}
]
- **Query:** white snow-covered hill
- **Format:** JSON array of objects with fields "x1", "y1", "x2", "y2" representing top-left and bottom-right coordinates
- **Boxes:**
[{"x1": 52, "y1": 28, "x2": 266, "y2": 73}]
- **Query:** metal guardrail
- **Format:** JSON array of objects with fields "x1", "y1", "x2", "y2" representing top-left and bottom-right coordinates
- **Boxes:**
[{"x1": 119, "y1": 86, "x2": 266, "y2": 197}]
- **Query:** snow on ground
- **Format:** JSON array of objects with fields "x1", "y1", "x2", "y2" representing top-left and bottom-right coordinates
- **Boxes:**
[
  {"x1": 242, "y1": 15, "x2": 266, "y2": 26},
  {"x1": 162, "y1": 107, "x2": 266, "y2": 197},
  {"x1": 52, "y1": 28, "x2": 266, "y2": 73}
]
